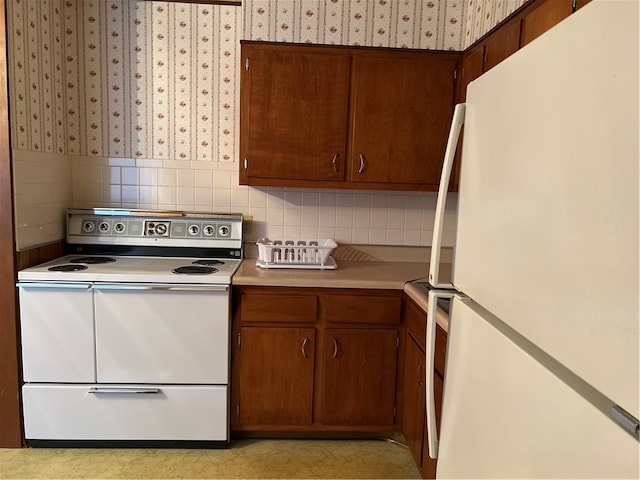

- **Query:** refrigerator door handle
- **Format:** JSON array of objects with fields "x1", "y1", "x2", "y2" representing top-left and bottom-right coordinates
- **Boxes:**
[
  {"x1": 611, "y1": 404, "x2": 640, "y2": 439},
  {"x1": 429, "y1": 103, "x2": 466, "y2": 289},
  {"x1": 426, "y1": 289, "x2": 457, "y2": 459}
]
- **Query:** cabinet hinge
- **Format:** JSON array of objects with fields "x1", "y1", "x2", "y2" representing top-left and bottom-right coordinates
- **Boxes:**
[
  {"x1": 245, "y1": 57, "x2": 250, "y2": 70},
  {"x1": 243, "y1": 157, "x2": 248, "y2": 171},
  {"x1": 237, "y1": 332, "x2": 242, "y2": 346},
  {"x1": 393, "y1": 406, "x2": 397, "y2": 419}
]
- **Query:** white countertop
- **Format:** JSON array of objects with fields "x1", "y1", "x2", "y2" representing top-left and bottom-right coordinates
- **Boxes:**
[{"x1": 232, "y1": 258, "x2": 428, "y2": 290}]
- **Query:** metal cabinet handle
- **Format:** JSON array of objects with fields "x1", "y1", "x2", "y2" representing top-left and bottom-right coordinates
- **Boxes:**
[
  {"x1": 357, "y1": 153, "x2": 367, "y2": 173},
  {"x1": 88, "y1": 387, "x2": 161, "y2": 395},
  {"x1": 301, "y1": 337, "x2": 309, "y2": 358},
  {"x1": 331, "y1": 153, "x2": 339, "y2": 173},
  {"x1": 332, "y1": 337, "x2": 338, "y2": 359},
  {"x1": 93, "y1": 284, "x2": 228, "y2": 292},
  {"x1": 16, "y1": 282, "x2": 92, "y2": 289}
]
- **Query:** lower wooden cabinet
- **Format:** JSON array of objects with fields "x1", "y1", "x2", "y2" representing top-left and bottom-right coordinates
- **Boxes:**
[
  {"x1": 231, "y1": 286, "x2": 401, "y2": 432},
  {"x1": 321, "y1": 328, "x2": 398, "y2": 425},
  {"x1": 236, "y1": 327, "x2": 315, "y2": 426},
  {"x1": 232, "y1": 285, "x2": 448, "y2": 477},
  {"x1": 402, "y1": 333, "x2": 426, "y2": 466},
  {"x1": 401, "y1": 295, "x2": 447, "y2": 479}
]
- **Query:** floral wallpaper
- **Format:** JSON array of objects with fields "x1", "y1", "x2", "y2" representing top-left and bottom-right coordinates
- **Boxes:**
[
  {"x1": 8, "y1": 0, "x2": 523, "y2": 250},
  {"x1": 9, "y1": 0, "x2": 240, "y2": 162},
  {"x1": 243, "y1": 0, "x2": 466, "y2": 50},
  {"x1": 464, "y1": 0, "x2": 529, "y2": 47}
]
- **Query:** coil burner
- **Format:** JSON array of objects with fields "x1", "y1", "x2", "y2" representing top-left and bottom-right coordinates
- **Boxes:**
[
  {"x1": 48, "y1": 264, "x2": 89, "y2": 272},
  {"x1": 172, "y1": 265, "x2": 218, "y2": 275}
]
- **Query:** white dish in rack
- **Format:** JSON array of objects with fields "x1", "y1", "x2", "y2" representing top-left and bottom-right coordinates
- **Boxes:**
[{"x1": 256, "y1": 238, "x2": 337, "y2": 270}]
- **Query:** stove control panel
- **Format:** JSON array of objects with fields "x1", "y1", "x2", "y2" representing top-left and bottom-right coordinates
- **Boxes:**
[{"x1": 67, "y1": 209, "x2": 243, "y2": 249}]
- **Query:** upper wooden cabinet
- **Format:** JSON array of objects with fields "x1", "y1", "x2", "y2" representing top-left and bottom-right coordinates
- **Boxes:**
[
  {"x1": 240, "y1": 41, "x2": 460, "y2": 192},
  {"x1": 239, "y1": 44, "x2": 349, "y2": 184},
  {"x1": 347, "y1": 52, "x2": 457, "y2": 188},
  {"x1": 461, "y1": 20, "x2": 520, "y2": 101},
  {"x1": 461, "y1": 0, "x2": 576, "y2": 100},
  {"x1": 483, "y1": 20, "x2": 521, "y2": 72},
  {"x1": 520, "y1": 0, "x2": 574, "y2": 47}
]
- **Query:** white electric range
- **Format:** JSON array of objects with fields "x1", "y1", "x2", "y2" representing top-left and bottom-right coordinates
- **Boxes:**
[{"x1": 17, "y1": 208, "x2": 243, "y2": 448}]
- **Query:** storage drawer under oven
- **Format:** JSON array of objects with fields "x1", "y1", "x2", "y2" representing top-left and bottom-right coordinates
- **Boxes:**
[{"x1": 22, "y1": 384, "x2": 228, "y2": 441}]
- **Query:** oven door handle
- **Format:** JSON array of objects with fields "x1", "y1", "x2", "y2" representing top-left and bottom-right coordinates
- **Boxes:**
[
  {"x1": 16, "y1": 282, "x2": 92, "y2": 289},
  {"x1": 92, "y1": 284, "x2": 229, "y2": 292},
  {"x1": 88, "y1": 387, "x2": 161, "y2": 395}
]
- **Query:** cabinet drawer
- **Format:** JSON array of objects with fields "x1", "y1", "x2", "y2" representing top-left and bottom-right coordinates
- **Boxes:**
[
  {"x1": 241, "y1": 294, "x2": 317, "y2": 323},
  {"x1": 404, "y1": 298, "x2": 426, "y2": 350},
  {"x1": 22, "y1": 384, "x2": 228, "y2": 441},
  {"x1": 323, "y1": 295, "x2": 401, "y2": 325}
]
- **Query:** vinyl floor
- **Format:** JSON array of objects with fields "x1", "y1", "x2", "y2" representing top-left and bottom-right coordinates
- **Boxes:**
[{"x1": 0, "y1": 437, "x2": 421, "y2": 479}]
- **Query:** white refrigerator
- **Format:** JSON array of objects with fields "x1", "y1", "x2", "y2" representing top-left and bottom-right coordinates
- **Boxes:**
[{"x1": 426, "y1": 0, "x2": 639, "y2": 477}]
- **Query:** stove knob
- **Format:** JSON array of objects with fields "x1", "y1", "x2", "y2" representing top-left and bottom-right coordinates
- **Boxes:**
[
  {"x1": 155, "y1": 223, "x2": 168, "y2": 236},
  {"x1": 83, "y1": 221, "x2": 96, "y2": 233},
  {"x1": 203, "y1": 225, "x2": 215, "y2": 237},
  {"x1": 99, "y1": 221, "x2": 110, "y2": 233},
  {"x1": 218, "y1": 225, "x2": 230, "y2": 237},
  {"x1": 188, "y1": 224, "x2": 200, "y2": 236},
  {"x1": 114, "y1": 222, "x2": 126, "y2": 233}
]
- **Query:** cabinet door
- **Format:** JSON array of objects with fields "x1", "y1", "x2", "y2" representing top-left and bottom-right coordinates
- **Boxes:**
[
  {"x1": 348, "y1": 54, "x2": 457, "y2": 188},
  {"x1": 461, "y1": 45, "x2": 484, "y2": 100},
  {"x1": 483, "y1": 20, "x2": 520, "y2": 72},
  {"x1": 520, "y1": 0, "x2": 573, "y2": 47},
  {"x1": 240, "y1": 44, "x2": 349, "y2": 183},
  {"x1": 237, "y1": 327, "x2": 315, "y2": 426},
  {"x1": 322, "y1": 328, "x2": 398, "y2": 425},
  {"x1": 402, "y1": 334, "x2": 426, "y2": 469}
]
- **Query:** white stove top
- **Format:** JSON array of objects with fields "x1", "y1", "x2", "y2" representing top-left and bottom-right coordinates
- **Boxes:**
[{"x1": 18, "y1": 255, "x2": 242, "y2": 285}]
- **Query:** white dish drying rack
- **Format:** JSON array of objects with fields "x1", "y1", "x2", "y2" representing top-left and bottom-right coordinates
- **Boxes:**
[{"x1": 256, "y1": 238, "x2": 337, "y2": 269}]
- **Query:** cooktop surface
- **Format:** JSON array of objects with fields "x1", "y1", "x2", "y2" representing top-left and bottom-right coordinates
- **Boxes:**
[{"x1": 18, "y1": 255, "x2": 242, "y2": 284}]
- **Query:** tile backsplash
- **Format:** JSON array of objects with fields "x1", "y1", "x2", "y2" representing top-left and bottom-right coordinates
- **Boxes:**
[{"x1": 9, "y1": 0, "x2": 520, "y2": 251}]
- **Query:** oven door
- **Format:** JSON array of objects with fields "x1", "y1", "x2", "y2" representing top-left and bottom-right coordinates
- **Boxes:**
[
  {"x1": 93, "y1": 284, "x2": 229, "y2": 384},
  {"x1": 18, "y1": 282, "x2": 96, "y2": 383}
]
